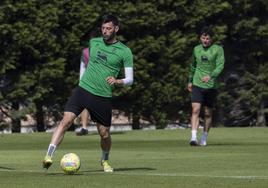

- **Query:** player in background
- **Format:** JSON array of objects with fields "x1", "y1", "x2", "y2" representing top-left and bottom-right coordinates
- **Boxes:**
[
  {"x1": 76, "y1": 48, "x2": 90, "y2": 136},
  {"x1": 187, "y1": 26, "x2": 225, "y2": 146},
  {"x1": 42, "y1": 15, "x2": 134, "y2": 172}
]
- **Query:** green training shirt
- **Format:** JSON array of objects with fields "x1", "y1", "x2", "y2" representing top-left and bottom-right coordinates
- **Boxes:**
[
  {"x1": 189, "y1": 43, "x2": 224, "y2": 89},
  {"x1": 79, "y1": 37, "x2": 133, "y2": 97}
]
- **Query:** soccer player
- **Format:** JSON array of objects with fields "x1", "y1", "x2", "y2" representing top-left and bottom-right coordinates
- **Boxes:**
[
  {"x1": 42, "y1": 15, "x2": 134, "y2": 172},
  {"x1": 76, "y1": 48, "x2": 90, "y2": 136},
  {"x1": 187, "y1": 26, "x2": 224, "y2": 146}
]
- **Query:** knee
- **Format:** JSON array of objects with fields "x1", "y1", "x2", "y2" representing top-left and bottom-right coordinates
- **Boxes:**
[
  {"x1": 204, "y1": 112, "x2": 212, "y2": 119},
  {"x1": 204, "y1": 108, "x2": 212, "y2": 119},
  {"x1": 58, "y1": 118, "x2": 73, "y2": 131},
  {"x1": 192, "y1": 108, "x2": 200, "y2": 116},
  {"x1": 99, "y1": 129, "x2": 110, "y2": 140}
]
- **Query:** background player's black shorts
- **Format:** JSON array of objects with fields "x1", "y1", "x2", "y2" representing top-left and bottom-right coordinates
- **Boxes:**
[
  {"x1": 191, "y1": 85, "x2": 218, "y2": 108},
  {"x1": 64, "y1": 86, "x2": 112, "y2": 127}
]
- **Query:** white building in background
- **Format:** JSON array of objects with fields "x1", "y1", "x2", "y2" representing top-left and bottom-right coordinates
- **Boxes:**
[{"x1": 0, "y1": 109, "x2": 137, "y2": 133}]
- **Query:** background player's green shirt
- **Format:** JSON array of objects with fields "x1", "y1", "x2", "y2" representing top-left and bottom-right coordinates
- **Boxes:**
[
  {"x1": 79, "y1": 37, "x2": 133, "y2": 97},
  {"x1": 189, "y1": 44, "x2": 224, "y2": 89}
]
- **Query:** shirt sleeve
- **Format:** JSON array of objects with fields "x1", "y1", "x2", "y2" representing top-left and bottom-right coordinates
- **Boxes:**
[
  {"x1": 79, "y1": 49, "x2": 88, "y2": 80},
  {"x1": 122, "y1": 67, "x2": 134, "y2": 86},
  {"x1": 188, "y1": 49, "x2": 197, "y2": 83},
  {"x1": 123, "y1": 48, "x2": 133, "y2": 68},
  {"x1": 79, "y1": 60, "x2": 86, "y2": 80},
  {"x1": 211, "y1": 46, "x2": 225, "y2": 78}
]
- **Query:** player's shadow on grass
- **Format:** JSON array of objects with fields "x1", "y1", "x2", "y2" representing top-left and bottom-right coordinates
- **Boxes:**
[
  {"x1": 115, "y1": 167, "x2": 156, "y2": 171},
  {"x1": 82, "y1": 167, "x2": 156, "y2": 173},
  {"x1": 46, "y1": 172, "x2": 84, "y2": 176},
  {"x1": 46, "y1": 167, "x2": 156, "y2": 176},
  {"x1": 0, "y1": 166, "x2": 15, "y2": 170},
  {"x1": 76, "y1": 131, "x2": 127, "y2": 136}
]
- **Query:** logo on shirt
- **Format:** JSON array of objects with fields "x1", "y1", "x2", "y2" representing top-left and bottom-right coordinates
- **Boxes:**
[
  {"x1": 201, "y1": 55, "x2": 208, "y2": 62},
  {"x1": 97, "y1": 51, "x2": 108, "y2": 63},
  {"x1": 112, "y1": 47, "x2": 117, "y2": 53}
]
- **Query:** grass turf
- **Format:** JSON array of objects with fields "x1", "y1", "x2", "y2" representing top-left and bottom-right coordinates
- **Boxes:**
[{"x1": 0, "y1": 127, "x2": 268, "y2": 188}]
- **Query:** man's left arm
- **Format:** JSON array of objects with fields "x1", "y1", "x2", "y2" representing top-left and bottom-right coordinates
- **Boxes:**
[
  {"x1": 211, "y1": 47, "x2": 225, "y2": 79},
  {"x1": 106, "y1": 48, "x2": 134, "y2": 86},
  {"x1": 107, "y1": 67, "x2": 133, "y2": 86}
]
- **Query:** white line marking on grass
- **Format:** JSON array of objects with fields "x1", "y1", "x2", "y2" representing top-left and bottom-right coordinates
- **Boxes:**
[
  {"x1": 0, "y1": 169, "x2": 46, "y2": 173},
  {"x1": 112, "y1": 172, "x2": 268, "y2": 180},
  {"x1": 0, "y1": 169, "x2": 268, "y2": 180}
]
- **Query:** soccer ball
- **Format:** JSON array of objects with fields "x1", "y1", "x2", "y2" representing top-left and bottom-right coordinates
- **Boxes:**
[{"x1": 60, "y1": 153, "x2": 81, "y2": 174}]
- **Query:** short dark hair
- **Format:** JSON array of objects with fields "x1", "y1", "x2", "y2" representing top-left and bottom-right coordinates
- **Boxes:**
[
  {"x1": 200, "y1": 26, "x2": 214, "y2": 37},
  {"x1": 101, "y1": 14, "x2": 119, "y2": 26}
]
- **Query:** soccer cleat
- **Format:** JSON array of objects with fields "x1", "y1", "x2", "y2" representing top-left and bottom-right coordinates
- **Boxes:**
[
  {"x1": 199, "y1": 140, "x2": 207, "y2": 146},
  {"x1": 42, "y1": 155, "x2": 53, "y2": 169},
  {"x1": 101, "y1": 160, "x2": 113, "y2": 172},
  {"x1": 189, "y1": 139, "x2": 199, "y2": 146},
  {"x1": 200, "y1": 133, "x2": 207, "y2": 146},
  {"x1": 76, "y1": 128, "x2": 89, "y2": 136}
]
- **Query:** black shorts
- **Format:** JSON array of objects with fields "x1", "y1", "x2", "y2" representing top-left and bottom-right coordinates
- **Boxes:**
[
  {"x1": 191, "y1": 85, "x2": 217, "y2": 107},
  {"x1": 64, "y1": 86, "x2": 112, "y2": 127}
]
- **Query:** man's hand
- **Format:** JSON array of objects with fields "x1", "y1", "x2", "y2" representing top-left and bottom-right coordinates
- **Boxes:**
[
  {"x1": 106, "y1": 76, "x2": 117, "y2": 85},
  {"x1": 187, "y1": 83, "x2": 192, "y2": 92},
  {"x1": 201, "y1": 75, "x2": 211, "y2": 83}
]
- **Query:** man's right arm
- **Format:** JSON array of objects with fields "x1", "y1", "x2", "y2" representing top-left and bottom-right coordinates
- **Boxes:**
[
  {"x1": 188, "y1": 50, "x2": 196, "y2": 92},
  {"x1": 79, "y1": 61, "x2": 86, "y2": 80}
]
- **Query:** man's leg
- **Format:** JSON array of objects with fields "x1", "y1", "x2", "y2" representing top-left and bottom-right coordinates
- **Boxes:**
[
  {"x1": 200, "y1": 106, "x2": 213, "y2": 146},
  {"x1": 43, "y1": 112, "x2": 77, "y2": 169},
  {"x1": 97, "y1": 123, "x2": 113, "y2": 172},
  {"x1": 190, "y1": 102, "x2": 201, "y2": 146},
  {"x1": 76, "y1": 109, "x2": 89, "y2": 136}
]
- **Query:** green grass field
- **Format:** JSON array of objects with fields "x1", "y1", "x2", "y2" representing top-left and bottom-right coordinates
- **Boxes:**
[{"x1": 0, "y1": 128, "x2": 268, "y2": 188}]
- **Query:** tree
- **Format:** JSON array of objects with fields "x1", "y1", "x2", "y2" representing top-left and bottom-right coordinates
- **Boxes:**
[
  {"x1": 0, "y1": 0, "x2": 96, "y2": 131},
  {"x1": 218, "y1": 0, "x2": 268, "y2": 126},
  {"x1": 0, "y1": 0, "x2": 267, "y2": 131}
]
